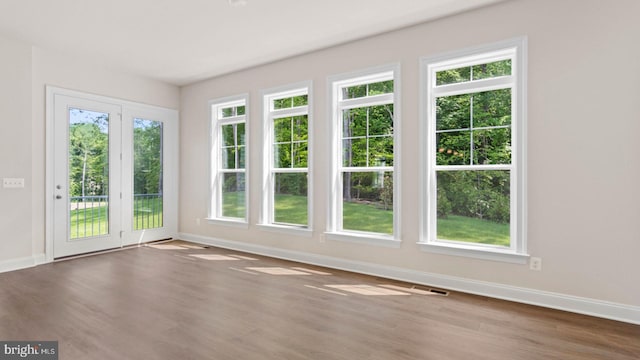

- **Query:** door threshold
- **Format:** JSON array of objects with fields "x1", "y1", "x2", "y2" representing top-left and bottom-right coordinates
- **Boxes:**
[{"x1": 54, "y1": 238, "x2": 173, "y2": 262}]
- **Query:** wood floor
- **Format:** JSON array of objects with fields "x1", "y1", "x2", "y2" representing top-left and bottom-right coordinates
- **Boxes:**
[{"x1": 1, "y1": 241, "x2": 638, "y2": 360}]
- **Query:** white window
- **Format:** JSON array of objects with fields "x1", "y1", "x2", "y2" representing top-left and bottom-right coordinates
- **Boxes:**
[
  {"x1": 261, "y1": 83, "x2": 312, "y2": 233},
  {"x1": 209, "y1": 95, "x2": 248, "y2": 225},
  {"x1": 327, "y1": 65, "x2": 400, "y2": 246},
  {"x1": 420, "y1": 38, "x2": 527, "y2": 263}
]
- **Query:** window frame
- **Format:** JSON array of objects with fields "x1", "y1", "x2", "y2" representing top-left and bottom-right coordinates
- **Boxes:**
[
  {"x1": 326, "y1": 64, "x2": 401, "y2": 247},
  {"x1": 259, "y1": 82, "x2": 313, "y2": 236},
  {"x1": 419, "y1": 37, "x2": 528, "y2": 263},
  {"x1": 208, "y1": 94, "x2": 249, "y2": 227}
]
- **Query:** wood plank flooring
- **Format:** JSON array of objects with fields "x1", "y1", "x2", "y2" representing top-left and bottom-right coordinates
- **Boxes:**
[{"x1": 1, "y1": 241, "x2": 638, "y2": 359}]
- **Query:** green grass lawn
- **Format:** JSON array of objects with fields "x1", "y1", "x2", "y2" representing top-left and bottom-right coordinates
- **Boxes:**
[
  {"x1": 71, "y1": 193, "x2": 509, "y2": 246},
  {"x1": 343, "y1": 201, "x2": 393, "y2": 234},
  {"x1": 70, "y1": 198, "x2": 163, "y2": 238},
  {"x1": 437, "y1": 215, "x2": 509, "y2": 246},
  {"x1": 274, "y1": 194, "x2": 308, "y2": 225}
]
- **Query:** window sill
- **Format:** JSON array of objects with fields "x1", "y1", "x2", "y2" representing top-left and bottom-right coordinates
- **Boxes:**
[
  {"x1": 257, "y1": 224, "x2": 313, "y2": 237},
  {"x1": 325, "y1": 232, "x2": 401, "y2": 248},
  {"x1": 417, "y1": 241, "x2": 529, "y2": 264},
  {"x1": 206, "y1": 218, "x2": 249, "y2": 229}
]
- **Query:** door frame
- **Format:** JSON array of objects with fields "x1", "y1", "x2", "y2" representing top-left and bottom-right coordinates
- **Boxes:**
[{"x1": 45, "y1": 86, "x2": 178, "y2": 261}]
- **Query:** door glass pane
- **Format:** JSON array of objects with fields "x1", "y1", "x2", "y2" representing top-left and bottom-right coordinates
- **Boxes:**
[
  {"x1": 69, "y1": 108, "x2": 110, "y2": 239},
  {"x1": 133, "y1": 119, "x2": 164, "y2": 230}
]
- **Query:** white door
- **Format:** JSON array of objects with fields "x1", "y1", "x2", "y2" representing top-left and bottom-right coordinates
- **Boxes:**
[
  {"x1": 50, "y1": 89, "x2": 178, "y2": 259},
  {"x1": 53, "y1": 95, "x2": 123, "y2": 258}
]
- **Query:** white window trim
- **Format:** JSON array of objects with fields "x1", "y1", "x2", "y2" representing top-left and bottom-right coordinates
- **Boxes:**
[
  {"x1": 259, "y1": 81, "x2": 313, "y2": 235},
  {"x1": 419, "y1": 37, "x2": 528, "y2": 264},
  {"x1": 326, "y1": 64, "x2": 401, "y2": 246},
  {"x1": 208, "y1": 94, "x2": 249, "y2": 225}
]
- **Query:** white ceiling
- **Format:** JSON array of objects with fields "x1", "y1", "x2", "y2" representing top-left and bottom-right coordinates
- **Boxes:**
[{"x1": 0, "y1": 0, "x2": 505, "y2": 86}]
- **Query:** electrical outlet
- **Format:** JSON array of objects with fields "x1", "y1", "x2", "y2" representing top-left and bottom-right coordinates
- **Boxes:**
[
  {"x1": 3, "y1": 178, "x2": 25, "y2": 188},
  {"x1": 530, "y1": 257, "x2": 542, "y2": 271}
]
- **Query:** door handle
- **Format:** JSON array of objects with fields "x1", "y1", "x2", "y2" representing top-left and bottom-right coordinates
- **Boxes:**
[{"x1": 56, "y1": 195, "x2": 62, "y2": 199}]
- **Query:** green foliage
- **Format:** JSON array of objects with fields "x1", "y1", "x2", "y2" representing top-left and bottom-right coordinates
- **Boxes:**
[
  {"x1": 221, "y1": 123, "x2": 246, "y2": 169},
  {"x1": 437, "y1": 171, "x2": 510, "y2": 224},
  {"x1": 274, "y1": 173, "x2": 307, "y2": 197},
  {"x1": 221, "y1": 105, "x2": 244, "y2": 117},
  {"x1": 342, "y1": 104, "x2": 394, "y2": 167},
  {"x1": 69, "y1": 112, "x2": 109, "y2": 198},
  {"x1": 134, "y1": 119, "x2": 163, "y2": 196},
  {"x1": 342, "y1": 80, "x2": 393, "y2": 99},
  {"x1": 436, "y1": 89, "x2": 512, "y2": 166},
  {"x1": 273, "y1": 95, "x2": 308, "y2": 109},
  {"x1": 273, "y1": 115, "x2": 308, "y2": 168},
  {"x1": 436, "y1": 59, "x2": 511, "y2": 85}
]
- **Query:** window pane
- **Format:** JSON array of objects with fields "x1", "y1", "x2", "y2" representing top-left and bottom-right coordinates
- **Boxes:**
[
  {"x1": 237, "y1": 123, "x2": 246, "y2": 145},
  {"x1": 343, "y1": 108, "x2": 367, "y2": 137},
  {"x1": 274, "y1": 117, "x2": 291, "y2": 143},
  {"x1": 472, "y1": 89, "x2": 512, "y2": 128},
  {"x1": 273, "y1": 98, "x2": 289, "y2": 109},
  {"x1": 472, "y1": 59, "x2": 511, "y2": 80},
  {"x1": 436, "y1": 59, "x2": 511, "y2": 86},
  {"x1": 221, "y1": 107, "x2": 234, "y2": 118},
  {"x1": 68, "y1": 108, "x2": 110, "y2": 239},
  {"x1": 292, "y1": 142, "x2": 308, "y2": 168},
  {"x1": 343, "y1": 138, "x2": 367, "y2": 167},
  {"x1": 436, "y1": 94, "x2": 471, "y2": 131},
  {"x1": 133, "y1": 118, "x2": 163, "y2": 231},
  {"x1": 342, "y1": 80, "x2": 393, "y2": 100},
  {"x1": 221, "y1": 105, "x2": 244, "y2": 117},
  {"x1": 342, "y1": 171, "x2": 393, "y2": 234},
  {"x1": 221, "y1": 147, "x2": 236, "y2": 169},
  {"x1": 273, "y1": 95, "x2": 308, "y2": 110},
  {"x1": 291, "y1": 115, "x2": 308, "y2": 141},
  {"x1": 342, "y1": 84, "x2": 367, "y2": 99},
  {"x1": 293, "y1": 95, "x2": 308, "y2": 107},
  {"x1": 436, "y1": 131, "x2": 471, "y2": 165},
  {"x1": 274, "y1": 143, "x2": 291, "y2": 168},
  {"x1": 368, "y1": 136, "x2": 393, "y2": 167},
  {"x1": 221, "y1": 124, "x2": 235, "y2": 147},
  {"x1": 473, "y1": 128, "x2": 511, "y2": 165},
  {"x1": 221, "y1": 172, "x2": 245, "y2": 218},
  {"x1": 368, "y1": 105, "x2": 394, "y2": 136},
  {"x1": 274, "y1": 172, "x2": 308, "y2": 226},
  {"x1": 436, "y1": 170, "x2": 510, "y2": 246},
  {"x1": 436, "y1": 66, "x2": 471, "y2": 86},
  {"x1": 367, "y1": 80, "x2": 393, "y2": 95}
]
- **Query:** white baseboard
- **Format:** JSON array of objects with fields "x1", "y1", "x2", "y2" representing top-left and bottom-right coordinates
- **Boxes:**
[
  {"x1": 179, "y1": 232, "x2": 640, "y2": 325},
  {"x1": 0, "y1": 255, "x2": 42, "y2": 273}
]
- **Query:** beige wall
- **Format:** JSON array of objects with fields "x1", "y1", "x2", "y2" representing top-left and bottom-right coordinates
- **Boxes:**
[
  {"x1": 180, "y1": 0, "x2": 640, "y2": 307},
  {"x1": 0, "y1": 35, "x2": 32, "y2": 262}
]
